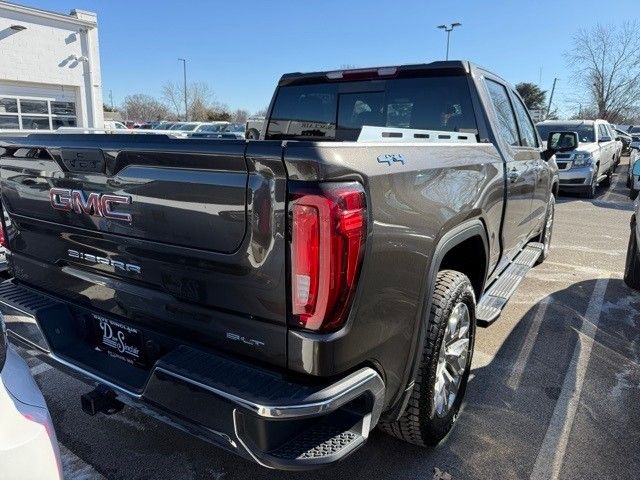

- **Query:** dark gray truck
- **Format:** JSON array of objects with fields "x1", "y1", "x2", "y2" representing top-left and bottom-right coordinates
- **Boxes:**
[{"x1": 0, "y1": 61, "x2": 564, "y2": 470}]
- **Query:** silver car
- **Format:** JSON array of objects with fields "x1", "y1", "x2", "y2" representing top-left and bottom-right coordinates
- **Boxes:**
[{"x1": 536, "y1": 119, "x2": 618, "y2": 198}]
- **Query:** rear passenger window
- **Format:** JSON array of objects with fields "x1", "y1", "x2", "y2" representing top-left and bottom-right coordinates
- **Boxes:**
[
  {"x1": 598, "y1": 124, "x2": 609, "y2": 140},
  {"x1": 512, "y1": 95, "x2": 538, "y2": 147},
  {"x1": 485, "y1": 79, "x2": 519, "y2": 147}
]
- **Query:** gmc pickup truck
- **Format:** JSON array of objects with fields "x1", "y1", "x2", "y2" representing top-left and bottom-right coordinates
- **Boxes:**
[{"x1": 0, "y1": 61, "x2": 563, "y2": 470}]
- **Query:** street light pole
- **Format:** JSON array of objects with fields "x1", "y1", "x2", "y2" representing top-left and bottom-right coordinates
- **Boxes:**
[
  {"x1": 437, "y1": 23, "x2": 462, "y2": 60},
  {"x1": 178, "y1": 58, "x2": 188, "y2": 121}
]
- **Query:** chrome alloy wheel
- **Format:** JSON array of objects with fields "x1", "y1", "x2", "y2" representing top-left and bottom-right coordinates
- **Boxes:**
[{"x1": 433, "y1": 302, "x2": 471, "y2": 417}]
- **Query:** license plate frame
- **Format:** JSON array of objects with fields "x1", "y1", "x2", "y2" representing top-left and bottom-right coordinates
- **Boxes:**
[{"x1": 92, "y1": 314, "x2": 146, "y2": 368}]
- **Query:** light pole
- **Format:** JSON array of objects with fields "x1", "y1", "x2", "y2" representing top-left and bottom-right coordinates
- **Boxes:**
[
  {"x1": 178, "y1": 58, "x2": 188, "y2": 121},
  {"x1": 437, "y1": 23, "x2": 462, "y2": 60}
]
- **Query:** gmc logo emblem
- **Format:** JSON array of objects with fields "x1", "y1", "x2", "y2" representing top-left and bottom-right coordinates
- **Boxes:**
[{"x1": 49, "y1": 188, "x2": 132, "y2": 222}]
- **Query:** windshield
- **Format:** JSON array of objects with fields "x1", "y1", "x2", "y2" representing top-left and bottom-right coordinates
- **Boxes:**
[
  {"x1": 629, "y1": 126, "x2": 640, "y2": 133},
  {"x1": 266, "y1": 75, "x2": 478, "y2": 141},
  {"x1": 536, "y1": 124, "x2": 595, "y2": 143}
]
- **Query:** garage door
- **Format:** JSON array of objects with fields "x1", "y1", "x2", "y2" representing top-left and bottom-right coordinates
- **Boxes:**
[{"x1": 0, "y1": 83, "x2": 78, "y2": 131}]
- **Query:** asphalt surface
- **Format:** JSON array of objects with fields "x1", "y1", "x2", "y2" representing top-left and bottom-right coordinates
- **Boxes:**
[{"x1": 12, "y1": 157, "x2": 640, "y2": 480}]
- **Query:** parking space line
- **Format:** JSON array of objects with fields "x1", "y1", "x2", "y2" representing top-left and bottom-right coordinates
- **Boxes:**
[
  {"x1": 507, "y1": 297, "x2": 552, "y2": 391},
  {"x1": 30, "y1": 362, "x2": 53, "y2": 376},
  {"x1": 529, "y1": 277, "x2": 609, "y2": 480},
  {"x1": 59, "y1": 443, "x2": 105, "y2": 480}
]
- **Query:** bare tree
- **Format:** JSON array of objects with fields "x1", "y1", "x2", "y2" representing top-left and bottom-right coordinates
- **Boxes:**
[
  {"x1": 121, "y1": 94, "x2": 169, "y2": 122},
  {"x1": 568, "y1": 22, "x2": 640, "y2": 122},
  {"x1": 231, "y1": 109, "x2": 249, "y2": 123},
  {"x1": 253, "y1": 107, "x2": 268, "y2": 117},
  {"x1": 160, "y1": 81, "x2": 184, "y2": 119},
  {"x1": 161, "y1": 81, "x2": 216, "y2": 121}
]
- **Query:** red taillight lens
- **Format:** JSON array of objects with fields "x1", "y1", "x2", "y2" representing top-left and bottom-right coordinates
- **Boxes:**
[
  {"x1": 0, "y1": 227, "x2": 5, "y2": 248},
  {"x1": 289, "y1": 182, "x2": 366, "y2": 332}
]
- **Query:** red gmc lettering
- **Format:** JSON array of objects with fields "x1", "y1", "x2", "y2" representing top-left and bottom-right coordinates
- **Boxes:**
[{"x1": 49, "y1": 188, "x2": 132, "y2": 222}]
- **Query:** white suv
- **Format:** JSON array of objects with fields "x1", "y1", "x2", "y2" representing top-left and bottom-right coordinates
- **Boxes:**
[{"x1": 536, "y1": 119, "x2": 618, "y2": 198}]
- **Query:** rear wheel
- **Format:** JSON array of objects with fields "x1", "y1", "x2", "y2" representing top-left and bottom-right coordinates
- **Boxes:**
[
  {"x1": 624, "y1": 219, "x2": 640, "y2": 291},
  {"x1": 583, "y1": 172, "x2": 598, "y2": 199},
  {"x1": 379, "y1": 270, "x2": 476, "y2": 446},
  {"x1": 601, "y1": 168, "x2": 613, "y2": 188},
  {"x1": 246, "y1": 128, "x2": 260, "y2": 140}
]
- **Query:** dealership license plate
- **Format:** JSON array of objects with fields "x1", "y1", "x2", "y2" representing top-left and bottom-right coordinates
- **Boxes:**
[{"x1": 92, "y1": 314, "x2": 146, "y2": 367}]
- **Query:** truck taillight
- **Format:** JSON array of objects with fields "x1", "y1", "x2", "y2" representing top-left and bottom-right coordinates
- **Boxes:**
[{"x1": 289, "y1": 182, "x2": 366, "y2": 332}]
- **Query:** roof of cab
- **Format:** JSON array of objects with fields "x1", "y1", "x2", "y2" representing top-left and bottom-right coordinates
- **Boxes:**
[
  {"x1": 278, "y1": 60, "x2": 474, "y2": 86},
  {"x1": 537, "y1": 119, "x2": 606, "y2": 125}
]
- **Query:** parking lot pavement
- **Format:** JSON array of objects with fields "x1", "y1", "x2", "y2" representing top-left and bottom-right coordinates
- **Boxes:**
[{"x1": 12, "y1": 157, "x2": 640, "y2": 480}]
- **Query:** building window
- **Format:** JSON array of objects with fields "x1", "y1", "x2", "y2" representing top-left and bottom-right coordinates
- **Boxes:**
[{"x1": 0, "y1": 96, "x2": 77, "y2": 130}]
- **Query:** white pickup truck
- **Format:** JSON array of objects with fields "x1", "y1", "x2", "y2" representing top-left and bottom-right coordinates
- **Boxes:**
[{"x1": 536, "y1": 119, "x2": 619, "y2": 198}]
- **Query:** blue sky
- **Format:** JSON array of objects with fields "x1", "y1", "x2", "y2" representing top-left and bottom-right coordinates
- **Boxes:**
[{"x1": 21, "y1": 0, "x2": 640, "y2": 116}]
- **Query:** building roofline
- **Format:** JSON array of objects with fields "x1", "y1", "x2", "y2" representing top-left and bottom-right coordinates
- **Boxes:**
[{"x1": 0, "y1": 1, "x2": 96, "y2": 28}]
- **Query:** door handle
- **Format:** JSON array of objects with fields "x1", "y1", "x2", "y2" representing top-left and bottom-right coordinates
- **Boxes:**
[{"x1": 508, "y1": 168, "x2": 520, "y2": 182}]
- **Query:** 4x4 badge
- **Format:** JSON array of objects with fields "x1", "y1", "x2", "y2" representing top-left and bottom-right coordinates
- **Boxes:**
[{"x1": 377, "y1": 154, "x2": 406, "y2": 166}]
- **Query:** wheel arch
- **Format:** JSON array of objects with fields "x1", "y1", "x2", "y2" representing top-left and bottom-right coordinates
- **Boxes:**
[{"x1": 381, "y1": 218, "x2": 490, "y2": 422}]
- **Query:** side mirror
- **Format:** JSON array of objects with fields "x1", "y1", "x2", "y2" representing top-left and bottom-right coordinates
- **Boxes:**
[{"x1": 599, "y1": 136, "x2": 611, "y2": 143}]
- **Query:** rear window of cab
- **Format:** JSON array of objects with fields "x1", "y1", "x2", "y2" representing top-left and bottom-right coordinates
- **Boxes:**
[{"x1": 266, "y1": 76, "x2": 478, "y2": 141}]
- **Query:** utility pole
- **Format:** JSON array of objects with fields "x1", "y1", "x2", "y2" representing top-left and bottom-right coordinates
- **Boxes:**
[
  {"x1": 178, "y1": 58, "x2": 188, "y2": 121},
  {"x1": 109, "y1": 89, "x2": 114, "y2": 111},
  {"x1": 546, "y1": 77, "x2": 558, "y2": 119},
  {"x1": 437, "y1": 23, "x2": 462, "y2": 61}
]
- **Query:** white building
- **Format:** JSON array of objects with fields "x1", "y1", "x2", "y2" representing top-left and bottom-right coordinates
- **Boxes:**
[{"x1": 0, "y1": 1, "x2": 103, "y2": 131}]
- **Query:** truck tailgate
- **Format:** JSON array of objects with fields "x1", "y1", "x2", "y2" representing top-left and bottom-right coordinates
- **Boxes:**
[{"x1": 0, "y1": 135, "x2": 288, "y2": 367}]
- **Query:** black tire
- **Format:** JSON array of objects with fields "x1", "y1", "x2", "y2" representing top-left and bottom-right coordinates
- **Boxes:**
[
  {"x1": 627, "y1": 174, "x2": 632, "y2": 189},
  {"x1": 536, "y1": 194, "x2": 555, "y2": 265},
  {"x1": 582, "y1": 172, "x2": 597, "y2": 199},
  {"x1": 601, "y1": 169, "x2": 612, "y2": 188},
  {"x1": 631, "y1": 188, "x2": 639, "y2": 201},
  {"x1": 379, "y1": 270, "x2": 476, "y2": 446},
  {"x1": 246, "y1": 128, "x2": 260, "y2": 140},
  {"x1": 624, "y1": 218, "x2": 640, "y2": 291}
]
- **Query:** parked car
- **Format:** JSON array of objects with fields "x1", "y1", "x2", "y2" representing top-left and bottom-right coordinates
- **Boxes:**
[
  {"x1": 104, "y1": 121, "x2": 127, "y2": 130},
  {"x1": 192, "y1": 123, "x2": 246, "y2": 139},
  {"x1": 629, "y1": 148, "x2": 640, "y2": 199},
  {"x1": 193, "y1": 122, "x2": 229, "y2": 133},
  {"x1": 536, "y1": 119, "x2": 617, "y2": 198},
  {"x1": 624, "y1": 167, "x2": 640, "y2": 289},
  {"x1": 607, "y1": 123, "x2": 623, "y2": 168},
  {"x1": 245, "y1": 116, "x2": 264, "y2": 139},
  {"x1": 615, "y1": 128, "x2": 632, "y2": 153},
  {"x1": 0, "y1": 313, "x2": 63, "y2": 479},
  {"x1": 151, "y1": 121, "x2": 177, "y2": 130},
  {"x1": 0, "y1": 61, "x2": 561, "y2": 470}
]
